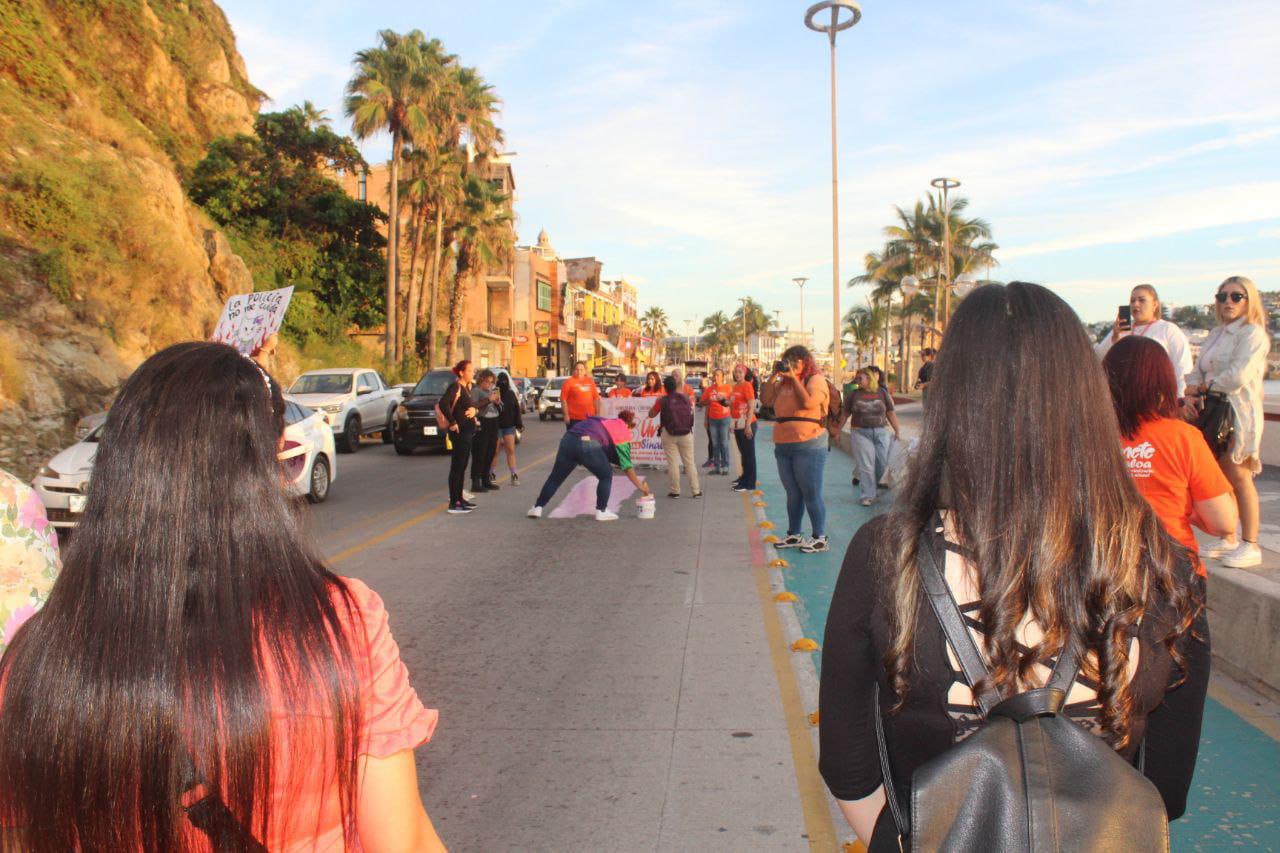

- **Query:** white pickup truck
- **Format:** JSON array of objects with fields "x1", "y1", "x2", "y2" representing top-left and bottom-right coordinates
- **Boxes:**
[{"x1": 286, "y1": 368, "x2": 403, "y2": 453}]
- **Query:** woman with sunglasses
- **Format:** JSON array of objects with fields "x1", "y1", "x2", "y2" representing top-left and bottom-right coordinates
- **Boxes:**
[{"x1": 1184, "y1": 276, "x2": 1272, "y2": 569}]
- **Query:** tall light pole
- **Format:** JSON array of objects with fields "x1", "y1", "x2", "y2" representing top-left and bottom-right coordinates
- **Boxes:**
[
  {"x1": 806, "y1": 1, "x2": 860, "y2": 375},
  {"x1": 931, "y1": 176, "x2": 961, "y2": 333},
  {"x1": 792, "y1": 276, "x2": 809, "y2": 348},
  {"x1": 737, "y1": 297, "x2": 750, "y2": 359}
]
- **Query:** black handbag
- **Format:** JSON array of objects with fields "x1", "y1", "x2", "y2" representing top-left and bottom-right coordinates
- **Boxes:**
[
  {"x1": 1194, "y1": 386, "x2": 1234, "y2": 457},
  {"x1": 873, "y1": 523, "x2": 1169, "y2": 852}
]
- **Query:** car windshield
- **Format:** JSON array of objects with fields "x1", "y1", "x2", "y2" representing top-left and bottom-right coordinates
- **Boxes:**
[
  {"x1": 289, "y1": 374, "x2": 353, "y2": 395},
  {"x1": 532, "y1": 378, "x2": 548, "y2": 388},
  {"x1": 547, "y1": 377, "x2": 566, "y2": 390},
  {"x1": 413, "y1": 371, "x2": 454, "y2": 396}
]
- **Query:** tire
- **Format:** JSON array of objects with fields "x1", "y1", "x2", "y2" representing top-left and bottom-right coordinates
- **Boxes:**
[
  {"x1": 539, "y1": 412, "x2": 547, "y2": 421},
  {"x1": 339, "y1": 415, "x2": 361, "y2": 453},
  {"x1": 381, "y1": 407, "x2": 396, "y2": 443},
  {"x1": 306, "y1": 455, "x2": 331, "y2": 503}
]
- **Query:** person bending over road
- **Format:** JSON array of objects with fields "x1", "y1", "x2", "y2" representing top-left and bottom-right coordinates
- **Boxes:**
[{"x1": 527, "y1": 410, "x2": 652, "y2": 521}]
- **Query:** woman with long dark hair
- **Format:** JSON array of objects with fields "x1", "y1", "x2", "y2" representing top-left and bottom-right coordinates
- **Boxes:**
[
  {"x1": 760, "y1": 345, "x2": 831, "y2": 553},
  {"x1": 0, "y1": 342, "x2": 443, "y2": 851},
  {"x1": 818, "y1": 284, "x2": 1209, "y2": 848},
  {"x1": 639, "y1": 371, "x2": 664, "y2": 397},
  {"x1": 1103, "y1": 335, "x2": 1237, "y2": 578},
  {"x1": 496, "y1": 372, "x2": 525, "y2": 485},
  {"x1": 437, "y1": 359, "x2": 480, "y2": 514}
]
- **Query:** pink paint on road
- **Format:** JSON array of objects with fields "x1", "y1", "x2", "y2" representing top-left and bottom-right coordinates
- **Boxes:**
[{"x1": 546, "y1": 474, "x2": 648, "y2": 518}]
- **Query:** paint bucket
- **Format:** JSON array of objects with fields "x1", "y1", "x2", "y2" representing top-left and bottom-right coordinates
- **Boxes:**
[{"x1": 637, "y1": 495, "x2": 656, "y2": 520}]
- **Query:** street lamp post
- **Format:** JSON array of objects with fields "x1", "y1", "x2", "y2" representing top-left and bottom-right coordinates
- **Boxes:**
[
  {"x1": 737, "y1": 297, "x2": 750, "y2": 359},
  {"x1": 792, "y1": 277, "x2": 809, "y2": 348},
  {"x1": 931, "y1": 176, "x2": 961, "y2": 332},
  {"x1": 805, "y1": 1, "x2": 861, "y2": 377}
]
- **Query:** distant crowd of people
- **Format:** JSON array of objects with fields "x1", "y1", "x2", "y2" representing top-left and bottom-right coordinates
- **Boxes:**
[{"x1": 0, "y1": 273, "x2": 1269, "y2": 849}]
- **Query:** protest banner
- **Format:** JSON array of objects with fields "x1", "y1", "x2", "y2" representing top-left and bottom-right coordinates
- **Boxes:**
[
  {"x1": 211, "y1": 286, "x2": 295, "y2": 356},
  {"x1": 600, "y1": 397, "x2": 666, "y2": 467}
]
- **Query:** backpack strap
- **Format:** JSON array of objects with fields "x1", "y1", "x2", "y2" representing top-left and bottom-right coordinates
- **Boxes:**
[{"x1": 918, "y1": 522, "x2": 1001, "y2": 716}]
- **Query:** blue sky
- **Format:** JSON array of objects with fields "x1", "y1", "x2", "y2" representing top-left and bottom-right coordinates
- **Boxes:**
[{"x1": 219, "y1": 0, "x2": 1280, "y2": 347}]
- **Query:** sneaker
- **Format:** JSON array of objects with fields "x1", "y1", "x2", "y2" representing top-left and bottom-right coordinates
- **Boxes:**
[
  {"x1": 511, "y1": 472, "x2": 520, "y2": 485},
  {"x1": 702, "y1": 460, "x2": 715, "y2": 469},
  {"x1": 595, "y1": 509, "x2": 619, "y2": 521},
  {"x1": 733, "y1": 485, "x2": 749, "y2": 493},
  {"x1": 463, "y1": 490, "x2": 476, "y2": 501},
  {"x1": 800, "y1": 535, "x2": 830, "y2": 554},
  {"x1": 859, "y1": 497, "x2": 874, "y2": 507},
  {"x1": 692, "y1": 491, "x2": 702, "y2": 498},
  {"x1": 526, "y1": 505, "x2": 543, "y2": 519},
  {"x1": 1221, "y1": 541, "x2": 1262, "y2": 569},
  {"x1": 463, "y1": 499, "x2": 479, "y2": 509},
  {"x1": 1202, "y1": 536, "x2": 1238, "y2": 559},
  {"x1": 668, "y1": 492, "x2": 680, "y2": 498},
  {"x1": 447, "y1": 503, "x2": 473, "y2": 514},
  {"x1": 775, "y1": 534, "x2": 804, "y2": 549}
]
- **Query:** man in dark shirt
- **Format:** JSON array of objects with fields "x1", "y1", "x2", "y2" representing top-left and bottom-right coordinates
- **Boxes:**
[{"x1": 914, "y1": 348, "x2": 936, "y2": 407}]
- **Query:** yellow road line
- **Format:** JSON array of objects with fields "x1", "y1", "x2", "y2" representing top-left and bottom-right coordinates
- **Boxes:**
[
  {"x1": 742, "y1": 494, "x2": 838, "y2": 851},
  {"x1": 327, "y1": 449, "x2": 557, "y2": 567}
]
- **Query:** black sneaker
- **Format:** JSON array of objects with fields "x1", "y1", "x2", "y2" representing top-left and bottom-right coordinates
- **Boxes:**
[
  {"x1": 463, "y1": 500, "x2": 479, "y2": 509},
  {"x1": 774, "y1": 534, "x2": 804, "y2": 549},
  {"x1": 447, "y1": 503, "x2": 473, "y2": 514},
  {"x1": 733, "y1": 485, "x2": 749, "y2": 493}
]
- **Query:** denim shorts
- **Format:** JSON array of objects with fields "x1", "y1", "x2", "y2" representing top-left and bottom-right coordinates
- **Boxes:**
[{"x1": 500, "y1": 426, "x2": 518, "y2": 437}]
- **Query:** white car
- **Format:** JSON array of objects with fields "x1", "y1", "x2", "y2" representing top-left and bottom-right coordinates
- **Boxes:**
[
  {"x1": 537, "y1": 376, "x2": 569, "y2": 420},
  {"x1": 281, "y1": 397, "x2": 338, "y2": 503},
  {"x1": 286, "y1": 368, "x2": 402, "y2": 454},
  {"x1": 32, "y1": 402, "x2": 335, "y2": 533}
]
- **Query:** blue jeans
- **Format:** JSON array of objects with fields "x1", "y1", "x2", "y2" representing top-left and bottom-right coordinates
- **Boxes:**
[
  {"x1": 734, "y1": 427, "x2": 757, "y2": 488},
  {"x1": 535, "y1": 433, "x2": 615, "y2": 511},
  {"x1": 709, "y1": 417, "x2": 731, "y2": 470},
  {"x1": 774, "y1": 436, "x2": 827, "y2": 537},
  {"x1": 852, "y1": 427, "x2": 890, "y2": 501}
]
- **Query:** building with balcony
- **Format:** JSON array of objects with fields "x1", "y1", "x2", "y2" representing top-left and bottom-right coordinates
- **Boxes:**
[
  {"x1": 604, "y1": 279, "x2": 645, "y2": 372},
  {"x1": 564, "y1": 257, "x2": 627, "y2": 369},
  {"x1": 511, "y1": 229, "x2": 572, "y2": 377}
]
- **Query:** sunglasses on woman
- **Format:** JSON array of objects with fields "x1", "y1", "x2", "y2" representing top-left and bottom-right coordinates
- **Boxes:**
[{"x1": 1215, "y1": 291, "x2": 1247, "y2": 304}]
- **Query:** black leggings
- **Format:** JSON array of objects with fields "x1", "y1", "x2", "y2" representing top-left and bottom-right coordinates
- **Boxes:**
[
  {"x1": 448, "y1": 429, "x2": 474, "y2": 504},
  {"x1": 473, "y1": 418, "x2": 499, "y2": 478}
]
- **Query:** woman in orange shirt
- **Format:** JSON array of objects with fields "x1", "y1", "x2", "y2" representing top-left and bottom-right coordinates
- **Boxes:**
[
  {"x1": 0, "y1": 343, "x2": 443, "y2": 851},
  {"x1": 1103, "y1": 335, "x2": 1238, "y2": 578},
  {"x1": 730, "y1": 363, "x2": 758, "y2": 492},
  {"x1": 639, "y1": 371, "x2": 664, "y2": 397},
  {"x1": 561, "y1": 360, "x2": 601, "y2": 428},
  {"x1": 700, "y1": 368, "x2": 734, "y2": 475}
]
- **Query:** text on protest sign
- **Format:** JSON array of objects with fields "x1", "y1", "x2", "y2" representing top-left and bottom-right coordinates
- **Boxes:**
[{"x1": 211, "y1": 286, "x2": 295, "y2": 356}]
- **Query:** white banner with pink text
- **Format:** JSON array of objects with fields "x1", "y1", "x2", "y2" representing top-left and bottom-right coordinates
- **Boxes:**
[{"x1": 600, "y1": 397, "x2": 667, "y2": 467}]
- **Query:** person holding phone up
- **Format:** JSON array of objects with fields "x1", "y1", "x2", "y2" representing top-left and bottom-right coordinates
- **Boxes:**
[
  {"x1": 1094, "y1": 284, "x2": 1193, "y2": 395},
  {"x1": 760, "y1": 346, "x2": 831, "y2": 554}
]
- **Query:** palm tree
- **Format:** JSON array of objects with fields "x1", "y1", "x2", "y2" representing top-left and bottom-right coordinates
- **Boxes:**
[
  {"x1": 732, "y1": 297, "x2": 770, "y2": 356},
  {"x1": 297, "y1": 100, "x2": 330, "y2": 129},
  {"x1": 699, "y1": 311, "x2": 735, "y2": 360},
  {"x1": 641, "y1": 306, "x2": 669, "y2": 367},
  {"x1": 843, "y1": 305, "x2": 879, "y2": 368},
  {"x1": 446, "y1": 174, "x2": 514, "y2": 361},
  {"x1": 345, "y1": 29, "x2": 437, "y2": 362}
]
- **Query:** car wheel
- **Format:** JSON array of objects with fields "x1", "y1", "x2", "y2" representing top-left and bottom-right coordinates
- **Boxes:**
[
  {"x1": 306, "y1": 455, "x2": 331, "y2": 503},
  {"x1": 340, "y1": 415, "x2": 361, "y2": 453},
  {"x1": 539, "y1": 412, "x2": 547, "y2": 421},
  {"x1": 381, "y1": 407, "x2": 396, "y2": 443}
]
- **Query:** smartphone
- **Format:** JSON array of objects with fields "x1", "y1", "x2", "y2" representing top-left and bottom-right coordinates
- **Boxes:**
[{"x1": 1118, "y1": 305, "x2": 1132, "y2": 330}]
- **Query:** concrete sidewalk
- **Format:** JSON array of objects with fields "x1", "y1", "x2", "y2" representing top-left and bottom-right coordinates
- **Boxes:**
[{"x1": 318, "y1": 425, "x2": 830, "y2": 851}]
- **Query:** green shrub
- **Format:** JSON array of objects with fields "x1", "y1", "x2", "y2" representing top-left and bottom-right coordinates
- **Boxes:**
[{"x1": 31, "y1": 248, "x2": 70, "y2": 303}]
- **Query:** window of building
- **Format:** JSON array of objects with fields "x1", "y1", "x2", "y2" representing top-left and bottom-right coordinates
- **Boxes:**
[{"x1": 537, "y1": 280, "x2": 552, "y2": 312}]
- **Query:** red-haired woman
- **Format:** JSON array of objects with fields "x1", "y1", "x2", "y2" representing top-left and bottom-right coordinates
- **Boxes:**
[
  {"x1": 760, "y1": 345, "x2": 831, "y2": 553},
  {"x1": 436, "y1": 360, "x2": 480, "y2": 514},
  {"x1": 1103, "y1": 335, "x2": 1238, "y2": 578}
]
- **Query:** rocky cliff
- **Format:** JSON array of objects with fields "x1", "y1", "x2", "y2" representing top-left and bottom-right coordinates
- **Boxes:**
[{"x1": 0, "y1": 0, "x2": 260, "y2": 478}]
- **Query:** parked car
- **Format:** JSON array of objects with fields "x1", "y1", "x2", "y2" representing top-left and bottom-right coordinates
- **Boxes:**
[
  {"x1": 391, "y1": 367, "x2": 516, "y2": 455},
  {"x1": 280, "y1": 397, "x2": 338, "y2": 503},
  {"x1": 286, "y1": 368, "x2": 401, "y2": 454},
  {"x1": 537, "y1": 375, "x2": 568, "y2": 420},
  {"x1": 32, "y1": 401, "x2": 337, "y2": 534}
]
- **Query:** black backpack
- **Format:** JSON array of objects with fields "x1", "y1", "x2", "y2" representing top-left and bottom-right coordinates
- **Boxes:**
[
  {"x1": 659, "y1": 393, "x2": 694, "y2": 436},
  {"x1": 874, "y1": 526, "x2": 1169, "y2": 852}
]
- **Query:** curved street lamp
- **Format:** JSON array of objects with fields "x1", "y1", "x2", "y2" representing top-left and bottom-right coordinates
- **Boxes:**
[
  {"x1": 930, "y1": 176, "x2": 962, "y2": 330},
  {"x1": 805, "y1": 1, "x2": 861, "y2": 374}
]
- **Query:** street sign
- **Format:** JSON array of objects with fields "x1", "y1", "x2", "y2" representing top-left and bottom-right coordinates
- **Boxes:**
[
  {"x1": 534, "y1": 320, "x2": 551, "y2": 335},
  {"x1": 512, "y1": 334, "x2": 529, "y2": 344}
]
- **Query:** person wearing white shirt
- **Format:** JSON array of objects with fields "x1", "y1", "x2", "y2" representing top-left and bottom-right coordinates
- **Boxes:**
[
  {"x1": 1094, "y1": 284, "x2": 1193, "y2": 395},
  {"x1": 1184, "y1": 275, "x2": 1273, "y2": 569}
]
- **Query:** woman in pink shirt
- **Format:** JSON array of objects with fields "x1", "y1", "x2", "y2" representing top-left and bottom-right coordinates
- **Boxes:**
[{"x1": 0, "y1": 343, "x2": 443, "y2": 851}]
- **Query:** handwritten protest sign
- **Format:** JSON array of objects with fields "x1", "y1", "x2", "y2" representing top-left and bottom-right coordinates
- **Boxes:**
[
  {"x1": 600, "y1": 397, "x2": 666, "y2": 467},
  {"x1": 210, "y1": 286, "x2": 294, "y2": 356}
]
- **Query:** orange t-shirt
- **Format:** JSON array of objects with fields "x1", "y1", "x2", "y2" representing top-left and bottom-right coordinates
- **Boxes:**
[
  {"x1": 561, "y1": 376, "x2": 600, "y2": 420},
  {"x1": 730, "y1": 381, "x2": 757, "y2": 425},
  {"x1": 703, "y1": 383, "x2": 733, "y2": 420},
  {"x1": 639, "y1": 387, "x2": 664, "y2": 398},
  {"x1": 770, "y1": 374, "x2": 829, "y2": 443},
  {"x1": 609, "y1": 386, "x2": 633, "y2": 398},
  {"x1": 1121, "y1": 417, "x2": 1232, "y2": 577}
]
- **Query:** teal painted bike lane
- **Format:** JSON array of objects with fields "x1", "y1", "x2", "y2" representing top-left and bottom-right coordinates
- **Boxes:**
[{"x1": 752, "y1": 423, "x2": 1280, "y2": 850}]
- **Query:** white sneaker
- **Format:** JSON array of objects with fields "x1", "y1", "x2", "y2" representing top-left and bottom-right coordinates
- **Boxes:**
[
  {"x1": 800, "y1": 535, "x2": 830, "y2": 554},
  {"x1": 595, "y1": 509, "x2": 619, "y2": 521},
  {"x1": 1221, "y1": 541, "x2": 1262, "y2": 569},
  {"x1": 1202, "y1": 536, "x2": 1238, "y2": 559},
  {"x1": 526, "y1": 505, "x2": 543, "y2": 519},
  {"x1": 463, "y1": 490, "x2": 476, "y2": 501},
  {"x1": 774, "y1": 534, "x2": 804, "y2": 549}
]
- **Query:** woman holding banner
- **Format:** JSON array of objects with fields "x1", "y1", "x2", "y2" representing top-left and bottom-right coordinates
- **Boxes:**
[{"x1": 527, "y1": 410, "x2": 652, "y2": 521}]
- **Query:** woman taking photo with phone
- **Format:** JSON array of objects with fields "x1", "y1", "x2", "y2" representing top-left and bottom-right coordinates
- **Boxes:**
[
  {"x1": 0, "y1": 343, "x2": 444, "y2": 851},
  {"x1": 1184, "y1": 275, "x2": 1272, "y2": 569},
  {"x1": 761, "y1": 346, "x2": 831, "y2": 554},
  {"x1": 818, "y1": 283, "x2": 1208, "y2": 848}
]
